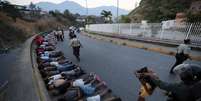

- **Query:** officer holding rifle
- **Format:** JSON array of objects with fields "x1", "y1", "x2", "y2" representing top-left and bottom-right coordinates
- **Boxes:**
[{"x1": 134, "y1": 64, "x2": 201, "y2": 101}]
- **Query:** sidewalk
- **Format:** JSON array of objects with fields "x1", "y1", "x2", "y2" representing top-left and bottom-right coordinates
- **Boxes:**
[
  {"x1": 83, "y1": 31, "x2": 201, "y2": 61},
  {"x1": 0, "y1": 37, "x2": 40, "y2": 101}
]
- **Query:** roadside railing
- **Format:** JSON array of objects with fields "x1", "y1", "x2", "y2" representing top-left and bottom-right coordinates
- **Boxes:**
[{"x1": 86, "y1": 23, "x2": 201, "y2": 46}]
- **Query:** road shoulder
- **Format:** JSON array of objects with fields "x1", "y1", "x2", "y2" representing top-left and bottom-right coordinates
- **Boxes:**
[{"x1": 82, "y1": 31, "x2": 201, "y2": 61}]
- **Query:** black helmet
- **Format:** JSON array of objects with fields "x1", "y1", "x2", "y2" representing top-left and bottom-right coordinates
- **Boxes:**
[{"x1": 174, "y1": 64, "x2": 201, "y2": 84}]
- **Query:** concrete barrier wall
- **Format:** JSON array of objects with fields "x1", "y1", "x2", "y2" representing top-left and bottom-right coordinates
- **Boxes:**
[{"x1": 30, "y1": 35, "x2": 51, "y2": 101}]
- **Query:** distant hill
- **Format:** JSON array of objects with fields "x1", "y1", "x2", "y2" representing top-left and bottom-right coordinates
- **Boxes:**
[
  {"x1": 129, "y1": 0, "x2": 195, "y2": 22},
  {"x1": 35, "y1": 0, "x2": 129, "y2": 16}
]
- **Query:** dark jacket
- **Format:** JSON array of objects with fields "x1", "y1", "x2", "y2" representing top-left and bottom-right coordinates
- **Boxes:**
[{"x1": 152, "y1": 79, "x2": 199, "y2": 101}]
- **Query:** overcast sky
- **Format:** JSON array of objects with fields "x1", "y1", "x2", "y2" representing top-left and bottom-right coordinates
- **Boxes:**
[{"x1": 7, "y1": 0, "x2": 141, "y2": 10}]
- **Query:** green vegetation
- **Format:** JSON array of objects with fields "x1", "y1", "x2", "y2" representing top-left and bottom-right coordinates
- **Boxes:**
[
  {"x1": 120, "y1": 15, "x2": 131, "y2": 23},
  {"x1": 0, "y1": 1, "x2": 77, "y2": 49},
  {"x1": 101, "y1": 10, "x2": 112, "y2": 23},
  {"x1": 0, "y1": 1, "x2": 22, "y2": 21},
  {"x1": 129, "y1": 0, "x2": 200, "y2": 23}
]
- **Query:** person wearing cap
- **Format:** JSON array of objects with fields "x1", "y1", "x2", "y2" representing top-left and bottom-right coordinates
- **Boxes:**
[{"x1": 170, "y1": 39, "x2": 191, "y2": 74}]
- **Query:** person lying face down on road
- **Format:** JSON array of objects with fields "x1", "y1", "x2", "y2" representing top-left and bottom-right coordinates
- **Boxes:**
[
  {"x1": 39, "y1": 52, "x2": 64, "y2": 61},
  {"x1": 38, "y1": 59, "x2": 72, "y2": 69},
  {"x1": 40, "y1": 52, "x2": 63, "y2": 60},
  {"x1": 61, "y1": 66, "x2": 85, "y2": 79},
  {"x1": 134, "y1": 67, "x2": 157, "y2": 101},
  {"x1": 42, "y1": 63, "x2": 78, "y2": 72},
  {"x1": 38, "y1": 51, "x2": 63, "y2": 58},
  {"x1": 79, "y1": 89, "x2": 122, "y2": 101},
  {"x1": 48, "y1": 73, "x2": 98, "y2": 90},
  {"x1": 41, "y1": 41, "x2": 55, "y2": 47},
  {"x1": 141, "y1": 66, "x2": 201, "y2": 101},
  {"x1": 36, "y1": 46, "x2": 57, "y2": 55},
  {"x1": 57, "y1": 83, "x2": 109, "y2": 101},
  {"x1": 48, "y1": 73, "x2": 103, "y2": 95},
  {"x1": 44, "y1": 66, "x2": 85, "y2": 84},
  {"x1": 38, "y1": 44, "x2": 56, "y2": 51},
  {"x1": 37, "y1": 55, "x2": 66, "y2": 64},
  {"x1": 48, "y1": 78, "x2": 103, "y2": 97},
  {"x1": 58, "y1": 87, "x2": 122, "y2": 101},
  {"x1": 34, "y1": 35, "x2": 44, "y2": 46}
]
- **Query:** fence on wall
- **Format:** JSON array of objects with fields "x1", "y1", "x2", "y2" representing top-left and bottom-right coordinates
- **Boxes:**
[{"x1": 86, "y1": 23, "x2": 201, "y2": 46}]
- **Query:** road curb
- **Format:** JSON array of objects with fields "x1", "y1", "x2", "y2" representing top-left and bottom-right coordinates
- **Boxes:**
[
  {"x1": 83, "y1": 32, "x2": 201, "y2": 61},
  {"x1": 86, "y1": 31, "x2": 201, "y2": 51},
  {"x1": 30, "y1": 35, "x2": 51, "y2": 101}
]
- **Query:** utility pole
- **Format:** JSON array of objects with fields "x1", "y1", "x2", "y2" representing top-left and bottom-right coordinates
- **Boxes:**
[
  {"x1": 85, "y1": 0, "x2": 88, "y2": 30},
  {"x1": 117, "y1": 0, "x2": 120, "y2": 34}
]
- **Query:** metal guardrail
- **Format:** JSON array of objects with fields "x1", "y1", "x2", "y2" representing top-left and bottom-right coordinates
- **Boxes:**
[{"x1": 86, "y1": 23, "x2": 201, "y2": 46}]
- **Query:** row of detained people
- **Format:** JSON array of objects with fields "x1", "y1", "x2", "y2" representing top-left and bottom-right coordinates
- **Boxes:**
[{"x1": 34, "y1": 32, "x2": 121, "y2": 101}]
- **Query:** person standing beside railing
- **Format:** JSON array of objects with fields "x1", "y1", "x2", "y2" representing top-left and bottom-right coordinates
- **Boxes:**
[{"x1": 170, "y1": 39, "x2": 191, "y2": 74}]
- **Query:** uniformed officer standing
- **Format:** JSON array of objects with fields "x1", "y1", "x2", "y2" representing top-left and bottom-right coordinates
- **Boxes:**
[
  {"x1": 69, "y1": 35, "x2": 82, "y2": 61},
  {"x1": 170, "y1": 39, "x2": 191, "y2": 74}
]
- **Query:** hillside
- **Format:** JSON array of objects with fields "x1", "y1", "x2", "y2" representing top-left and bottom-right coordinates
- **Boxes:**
[
  {"x1": 129, "y1": 0, "x2": 198, "y2": 23},
  {"x1": 0, "y1": 12, "x2": 65, "y2": 49},
  {"x1": 35, "y1": 1, "x2": 129, "y2": 16},
  {"x1": 0, "y1": 1, "x2": 77, "y2": 49}
]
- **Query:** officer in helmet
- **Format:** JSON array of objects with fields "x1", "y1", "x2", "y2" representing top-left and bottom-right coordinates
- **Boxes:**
[
  {"x1": 173, "y1": 64, "x2": 201, "y2": 82},
  {"x1": 144, "y1": 64, "x2": 201, "y2": 101}
]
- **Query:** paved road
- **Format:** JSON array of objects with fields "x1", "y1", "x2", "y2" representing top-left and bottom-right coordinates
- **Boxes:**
[
  {"x1": 57, "y1": 32, "x2": 201, "y2": 101},
  {"x1": 0, "y1": 37, "x2": 40, "y2": 101}
]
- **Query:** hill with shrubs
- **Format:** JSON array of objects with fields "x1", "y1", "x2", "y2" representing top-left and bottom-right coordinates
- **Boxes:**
[{"x1": 0, "y1": 1, "x2": 77, "y2": 49}]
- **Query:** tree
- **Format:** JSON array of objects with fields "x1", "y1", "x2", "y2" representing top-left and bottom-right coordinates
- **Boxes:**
[
  {"x1": 101, "y1": 10, "x2": 112, "y2": 23},
  {"x1": 87, "y1": 16, "x2": 96, "y2": 24},
  {"x1": 63, "y1": 9, "x2": 76, "y2": 22},
  {"x1": 120, "y1": 15, "x2": 131, "y2": 23},
  {"x1": 1, "y1": 1, "x2": 21, "y2": 22},
  {"x1": 29, "y1": 2, "x2": 36, "y2": 11},
  {"x1": 29, "y1": 2, "x2": 36, "y2": 18}
]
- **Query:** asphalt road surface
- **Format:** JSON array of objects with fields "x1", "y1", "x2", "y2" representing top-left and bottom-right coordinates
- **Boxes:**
[
  {"x1": 0, "y1": 38, "x2": 39, "y2": 101},
  {"x1": 58, "y1": 32, "x2": 201, "y2": 101}
]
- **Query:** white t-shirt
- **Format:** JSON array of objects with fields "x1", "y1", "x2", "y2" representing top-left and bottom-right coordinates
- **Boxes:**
[
  {"x1": 50, "y1": 62, "x2": 59, "y2": 67},
  {"x1": 177, "y1": 44, "x2": 191, "y2": 54},
  {"x1": 87, "y1": 95, "x2": 101, "y2": 101},
  {"x1": 49, "y1": 74, "x2": 62, "y2": 80},
  {"x1": 40, "y1": 44, "x2": 46, "y2": 48},
  {"x1": 42, "y1": 42, "x2": 49, "y2": 45},
  {"x1": 73, "y1": 79, "x2": 84, "y2": 87},
  {"x1": 70, "y1": 38, "x2": 81, "y2": 47},
  {"x1": 40, "y1": 56, "x2": 49, "y2": 60},
  {"x1": 48, "y1": 74, "x2": 63, "y2": 85}
]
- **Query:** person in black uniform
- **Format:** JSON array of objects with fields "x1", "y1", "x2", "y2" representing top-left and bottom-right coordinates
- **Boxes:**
[
  {"x1": 170, "y1": 39, "x2": 191, "y2": 74},
  {"x1": 142, "y1": 65, "x2": 201, "y2": 101}
]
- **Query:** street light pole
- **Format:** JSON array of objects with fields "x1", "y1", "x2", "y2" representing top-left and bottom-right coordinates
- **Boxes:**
[
  {"x1": 117, "y1": 0, "x2": 120, "y2": 34},
  {"x1": 85, "y1": 0, "x2": 88, "y2": 29},
  {"x1": 117, "y1": 0, "x2": 119, "y2": 22}
]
